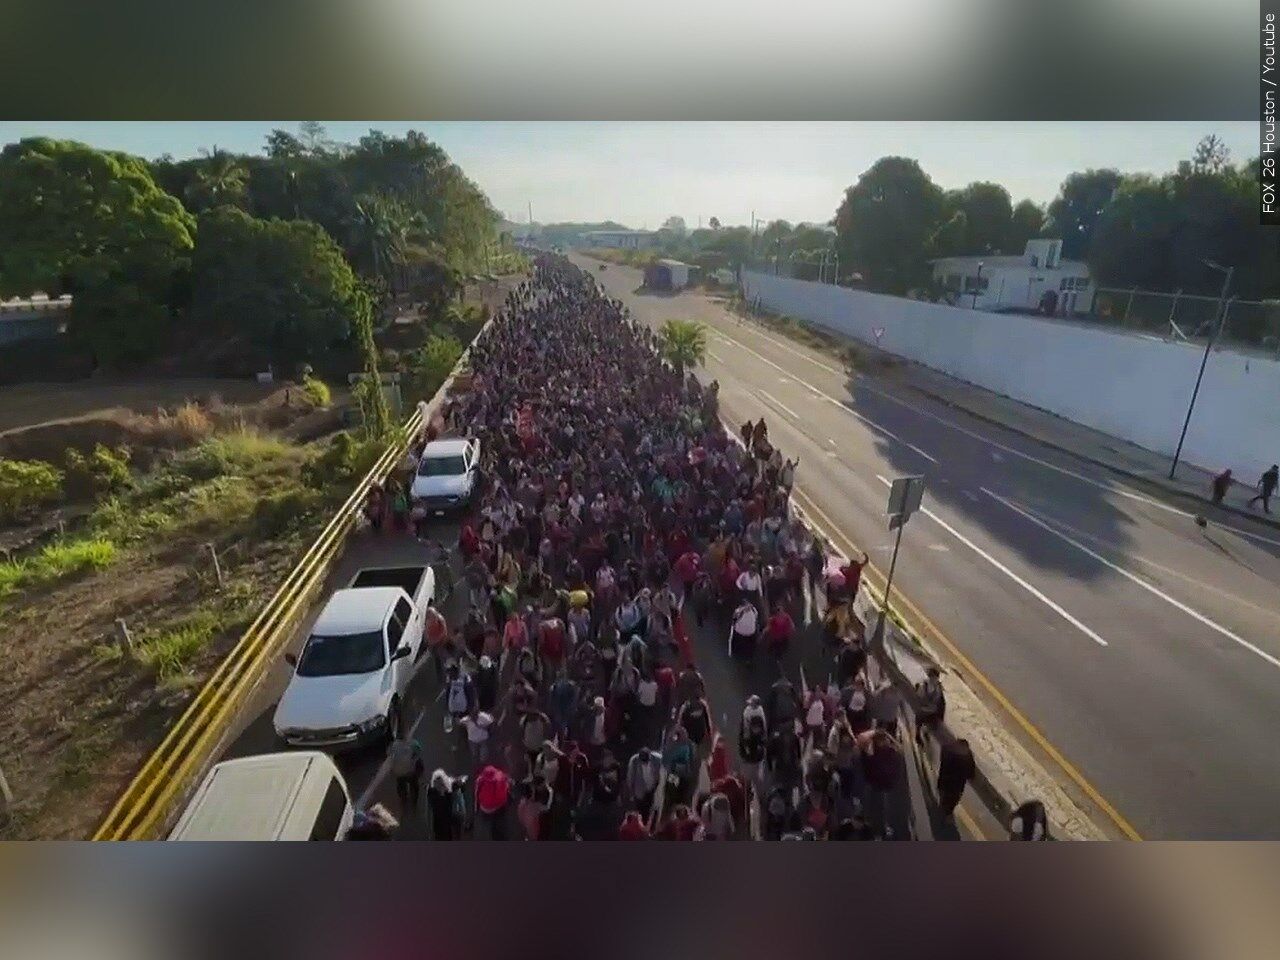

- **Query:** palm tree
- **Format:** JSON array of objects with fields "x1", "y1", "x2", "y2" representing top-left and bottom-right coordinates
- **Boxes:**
[
  {"x1": 658, "y1": 319, "x2": 708, "y2": 377},
  {"x1": 348, "y1": 192, "x2": 425, "y2": 296},
  {"x1": 186, "y1": 147, "x2": 248, "y2": 211}
]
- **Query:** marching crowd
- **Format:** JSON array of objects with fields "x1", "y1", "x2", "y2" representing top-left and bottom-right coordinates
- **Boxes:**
[{"x1": 348, "y1": 253, "x2": 956, "y2": 841}]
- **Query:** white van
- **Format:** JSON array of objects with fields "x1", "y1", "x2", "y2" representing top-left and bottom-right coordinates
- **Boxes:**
[{"x1": 168, "y1": 751, "x2": 354, "y2": 841}]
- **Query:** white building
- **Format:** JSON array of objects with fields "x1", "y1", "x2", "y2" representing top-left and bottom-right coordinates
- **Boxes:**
[
  {"x1": 930, "y1": 239, "x2": 1094, "y2": 315},
  {"x1": 583, "y1": 229, "x2": 660, "y2": 250}
]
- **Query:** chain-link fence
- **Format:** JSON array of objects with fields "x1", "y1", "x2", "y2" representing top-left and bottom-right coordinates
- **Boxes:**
[{"x1": 1086, "y1": 288, "x2": 1280, "y2": 354}]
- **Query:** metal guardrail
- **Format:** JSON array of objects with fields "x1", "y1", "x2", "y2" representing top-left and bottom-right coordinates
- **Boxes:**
[{"x1": 93, "y1": 337, "x2": 486, "y2": 840}]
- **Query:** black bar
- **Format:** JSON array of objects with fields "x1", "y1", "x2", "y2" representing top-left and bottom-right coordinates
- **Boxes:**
[{"x1": 1264, "y1": 1, "x2": 1279, "y2": 225}]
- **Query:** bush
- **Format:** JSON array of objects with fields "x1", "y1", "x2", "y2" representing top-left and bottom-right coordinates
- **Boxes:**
[
  {"x1": 408, "y1": 334, "x2": 463, "y2": 399},
  {"x1": 302, "y1": 431, "x2": 383, "y2": 489},
  {"x1": 147, "y1": 402, "x2": 215, "y2": 446},
  {"x1": 0, "y1": 459, "x2": 64, "y2": 523},
  {"x1": 253, "y1": 488, "x2": 323, "y2": 537},
  {"x1": 64, "y1": 444, "x2": 133, "y2": 501},
  {"x1": 300, "y1": 376, "x2": 332, "y2": 408},
  {"x1": 173, "y1": 427, "x2": 295, "y2": 481}
]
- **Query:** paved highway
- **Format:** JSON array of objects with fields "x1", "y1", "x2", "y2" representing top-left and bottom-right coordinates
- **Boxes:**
[{"x1": 579, "y1": 255, "x2": 1280, "y2": 839}]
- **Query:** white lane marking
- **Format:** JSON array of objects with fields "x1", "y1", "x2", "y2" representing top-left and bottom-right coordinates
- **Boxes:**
[
  {"x1": 1010, "y1": 501, "x2": 1280, "y2": 624},
  {"x1": 983, "y1": 487, "x2": 1280, "y2": 671},
  {"x1": 715, "y1": 317, "x2": 1280, "y2": 549},
  {"x1": 713, "y1": 323, "x2": 940, "y2": 465},
  {"x1": 708, "y1": 351, "x2": 724, "y2": 363},
  {"x1": 962, "y1": 490, "x2": 979, "y2": 502},
  {"x1": 758, "y1": 389, "x2": 801, "y2": 420},
  {"x1": 874, "y1": 475, "x2": 1109, "y2": 647}
]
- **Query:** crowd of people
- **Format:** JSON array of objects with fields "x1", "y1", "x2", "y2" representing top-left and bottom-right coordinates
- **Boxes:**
[{"x1": 350, "y1": 254, "x2": 962, "y2": 841}]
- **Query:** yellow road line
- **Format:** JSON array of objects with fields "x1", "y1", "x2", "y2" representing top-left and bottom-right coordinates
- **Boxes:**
[{"x1": 791, "y1": 486, "x2": 1143, "y2": 841}]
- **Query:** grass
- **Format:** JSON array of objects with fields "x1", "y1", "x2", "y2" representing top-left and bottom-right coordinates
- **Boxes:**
[
  {"x1": 134, "y1": 609, "x2": 224, "y2": 680},
  {"x1": 0, "y1": 537, "x2": 118, "y2": 603}
]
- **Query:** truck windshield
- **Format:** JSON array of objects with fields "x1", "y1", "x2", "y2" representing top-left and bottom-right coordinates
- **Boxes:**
[
  {"x1": 296, "y1": 631, "x2": 385, "y2": 676},
  {"x1": 418, "y1": 455, "x2": 466, "y2": 477}
]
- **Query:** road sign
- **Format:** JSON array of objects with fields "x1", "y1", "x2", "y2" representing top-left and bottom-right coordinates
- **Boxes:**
[{"x1": 886, "y1": 475, "x2": 926, "y2": 523}]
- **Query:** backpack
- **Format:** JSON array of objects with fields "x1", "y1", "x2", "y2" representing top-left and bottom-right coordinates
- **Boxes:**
[
  {"x1": 637, "y1": 677, "x2": 658, "y2": 707},
  {"x1": 806, "y1": 697, "x2": 826, "y2": 729},
  {"x1": 447, "y1": 678, "x2": 470, "y2": 715},
  {"x1": 596, "y1": 566, "x2": 616, "y2": 591},
  {"x1": 540, "y1": 620, "x2": 565, "y2": 659},
  {"x1": 682, "y1": 702, "x2": 709, "y2": 742}
]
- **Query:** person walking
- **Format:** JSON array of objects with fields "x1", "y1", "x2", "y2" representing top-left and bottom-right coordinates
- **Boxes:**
[
  {"x1": 1248, "y1": 464, "x2": 1279, "y2": 513},
  {"x1": 936, "y1": 737, "x2": 976, "y2": 823},
  {"x1": 387, "y1": 731, "x2": 424, "y2": 817},
  {"x1": 425, "y1": 769, "x2": 459, "y2": 840},
  {"x1": 474, "y1": 764, "x2": 511, "y2": 840},
  {"x1": 1210, "y1": 468, "x2": 1233, "y2": 505}
]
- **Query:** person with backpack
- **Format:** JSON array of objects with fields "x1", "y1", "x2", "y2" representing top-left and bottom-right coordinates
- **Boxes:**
[
  {"x1": 699, "y1": 792, "x2": 736, "y2": 841},
  {"x1": 387, "y1": 731, "x2": 424, "y2": 816},
  {"x1": 459, "y1": 711, "x2": 494, "y2": 767},
  {"x1": 519, "y1": 709, "x2": 552, "y2": 774},
  {"x1": 765, "y1": 675, "x2": 801, "y2": 734},
  {"x1": 425, "y1": 769, "x2": 459, "y2": 840},
  {"x1": 474, "y1": 655, "x2": 499, "y2": 714},
  {"x1": 626, "y1": 745, "x2": 664, "y2": 819},
  {"x1": 474, "y1": 764, "x2": 511, "y2": 840},
  {"x1": 914, "y1": 666, "x2": 946, "y2": 745},
  {"x1": 663, "y1": 725, "x2": 697, "y2": 807},
  {"x1": 729, "y1": 597, "x2": 760, "y2": 658},
  {"x1": 537, "y1": 613, "x2": 568, "y2": 676},
  {"x1": 677, "y1": 694, "x2": 713, "y2": 757},
  {"x1": 443, "y1": 663, "x2": 475, "y2": 734},
  {"x1": 548, "y1": 670, "x2": 580, "y2": 739},
  {"x1": 739, "y1": 696, "x2": 768, "y2": 791}
]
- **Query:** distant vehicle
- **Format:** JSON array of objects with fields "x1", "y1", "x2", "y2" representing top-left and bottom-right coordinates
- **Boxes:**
[
  {"x1": 273, "y1": 565, "x2": 435, "y2": 750},
  {"x1": 410, "y1": 437, "x2": 480, "y2": 512},
  {"x1": 168, "y1": 751, "x2": 353, "y2": 841}
]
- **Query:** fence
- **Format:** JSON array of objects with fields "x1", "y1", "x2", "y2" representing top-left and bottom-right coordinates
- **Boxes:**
[
  {"x1": 92, "y1": 328, "x2": 487, "y2": 841},
  {"x1": 1088, "y1": 288, "x2": 1280, "y2": 353}
]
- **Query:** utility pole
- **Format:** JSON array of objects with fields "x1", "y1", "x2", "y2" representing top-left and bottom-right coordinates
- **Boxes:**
[{"x1": 1170, "y1": 261, "x2": 1233, "y2": 479}]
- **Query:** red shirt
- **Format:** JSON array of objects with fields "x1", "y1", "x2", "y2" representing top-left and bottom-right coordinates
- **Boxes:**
[
  {"x1": 618, "y1": 815, "x2": 649, "y2": 840},
  {"x1": 766, "y1": 611, "x2": 795, "y2": 645},
  {"x1": 674, "y1": 550, "x2": 700, "y2": 584},
  {"x1": 719, "y1": 557, "x2": 740, "y2": 595}
]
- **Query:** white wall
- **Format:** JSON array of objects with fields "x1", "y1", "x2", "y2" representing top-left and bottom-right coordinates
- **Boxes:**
[{"x1": 742, "y1": 271, "x2": 1280, "y2": 482}]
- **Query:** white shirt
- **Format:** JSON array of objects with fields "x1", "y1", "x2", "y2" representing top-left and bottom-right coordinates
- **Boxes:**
[{"x1": 736, "y1": 570, "x2": 762, "y2": 594}]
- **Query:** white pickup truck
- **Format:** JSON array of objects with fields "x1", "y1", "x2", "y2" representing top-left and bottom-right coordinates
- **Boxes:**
[
  {"x1": 273, "y1": 565, "x2": 435, "y2": 750},
  {"x1": 410, "y1": 437, "x2": 480, "y2": 514}
]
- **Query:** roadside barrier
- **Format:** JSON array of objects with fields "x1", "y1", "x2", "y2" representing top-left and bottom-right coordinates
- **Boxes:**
[{"x1": 94, "y1": 331, "x2": 488, "y2": 840}]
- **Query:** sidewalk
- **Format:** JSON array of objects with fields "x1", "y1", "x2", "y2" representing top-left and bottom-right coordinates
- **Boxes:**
[{"x1": 896, "y1": 362, "x2": 1280, "y2": 531}]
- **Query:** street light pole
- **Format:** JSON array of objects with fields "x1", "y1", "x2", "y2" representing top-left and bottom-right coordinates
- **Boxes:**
[
  {"x1": 1170, "y1": 262, "x2": 1233, "y2": 479},
  {"x1": 971, "y1": 261, "x2": 984, "y2": 309}
]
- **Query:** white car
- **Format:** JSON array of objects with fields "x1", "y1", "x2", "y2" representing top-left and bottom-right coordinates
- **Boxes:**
[
  {"x1": 169, "y1": 752, "x2": 353, "y2": 841},
  {"x1": 273, "y1": 566, "x2": 434, "y2": 750},
  {"x1": 410, "y1": 437, "x2": 480, "y2": 512}
]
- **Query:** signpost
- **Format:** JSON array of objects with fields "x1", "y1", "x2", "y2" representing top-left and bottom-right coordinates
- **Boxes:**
[{"x1": 873, "y1": 475, "x2": 926, "y2": 649}]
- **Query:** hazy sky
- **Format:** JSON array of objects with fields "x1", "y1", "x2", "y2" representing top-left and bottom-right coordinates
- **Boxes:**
[{"x1": 0, "y1": 121, "x2": 1257, "y2": 228}]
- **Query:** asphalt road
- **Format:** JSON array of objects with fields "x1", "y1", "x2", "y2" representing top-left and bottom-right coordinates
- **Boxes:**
[{"x1": 580, "y1": 255, "x2": 1280, "y2": 840}]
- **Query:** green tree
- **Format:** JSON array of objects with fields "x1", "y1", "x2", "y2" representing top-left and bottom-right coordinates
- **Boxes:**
[
  {"x1": 1006, "y1": 199, "x2": 1045, "y2": 253},
  {"x1": 190, "y1": 206, "x2": 369, "y2": 369},
  {"x1": 657, "y1": 319, "x2": 708, "y2": 377},
  {"x1": 1044, "y1": 169, "x2": 1123, "y2": 260},
  {"x1": 184, "y1": 148, "x2": 249, "y2": 213},
  {"x1": 347, "y1": 192, "x2": 422, "y2": 296},
  {"x1": 708, "y1": 216, "x2": 721, "y2": 231},
  {"x1": 834, "y1": 157, "x2": 946, "y2": 294},
  {"x1": 933, "y1": 182, "x2": 1014, "y2": 257},
  {"x1": 0, "y1": 138, "x2": 195, "y2": 365}
]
